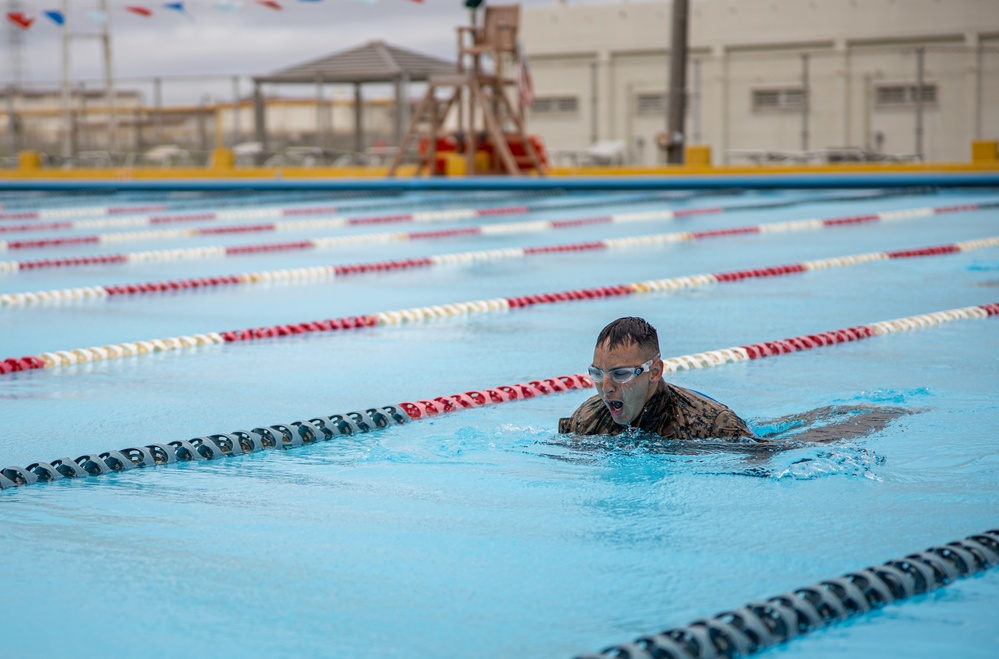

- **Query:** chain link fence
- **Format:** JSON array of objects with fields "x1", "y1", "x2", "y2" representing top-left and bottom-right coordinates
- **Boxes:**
[{"x1": 0, "y1": 74, "x2": 403, "y2": 169}]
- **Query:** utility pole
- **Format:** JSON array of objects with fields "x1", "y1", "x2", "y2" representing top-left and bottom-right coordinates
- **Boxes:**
[
  {"x1": 5, "y1": 0, "x2": 25, "y2": 85},
  {"x1": 5, "y1": 0, "x2": 24, "y2": 155},
  {"x1": 59, "y1": 1, "x2": 116, "y2": 160},
  {"x1": 100, "y1": 0, "x2": 116, "y2": 155},
  {"x1": 60, "y1": 0, "x2": 72, "y2": 158},
  {"x1": 915, "y1": 46, "x2": 924, "y2": 161},
  {"x1": 665, "y1": 0, "x2": 689, "y2": 164},
  {"x1": 801, "y1": 53, "x2": 810, "y2": 153}
]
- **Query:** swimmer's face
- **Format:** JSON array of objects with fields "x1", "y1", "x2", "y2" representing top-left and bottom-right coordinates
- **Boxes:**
[{"x1": 590, "y1": 338, "x2": 663, "y2": 426}]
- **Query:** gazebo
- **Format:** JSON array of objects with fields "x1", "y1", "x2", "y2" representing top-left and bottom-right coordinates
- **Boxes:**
[{"x1": 251, "y1": 40, "x2": 456, "y2": 155}]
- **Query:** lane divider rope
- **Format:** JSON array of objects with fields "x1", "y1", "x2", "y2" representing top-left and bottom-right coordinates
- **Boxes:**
[
  {"x1": 0, "y1": 206, "x2": 527, "y2": 247},
  {"x1": 0, "y1": 188, "x2": 559, "y2": 224},
  {"x1": 0, "y1": 199, "x2": 876, "y2": 271},
  {"x1": 0, "y1": 203, "x2": 168, "y2": 221},
  {"x1": 0, "y1": 190, "x2": 692, "y2": 236},
  {"x1": 1, "y1": 192, "x2": 982, "y2": 254},
  {"x1": 1, "y1": 301, "x2": 996, "y2": 490},
  {"x1": 0, "y1": 232, "x2": 995, "y2": 376},
  {"x1": 575, "y1": 529, "x2": 999, "y2": 659},
  {"x1": 1, "y1": 198, "x2": 994, "y2": 303},
  {"x1": 0, "y1": 187, "x2": 920, "y2": 230}
]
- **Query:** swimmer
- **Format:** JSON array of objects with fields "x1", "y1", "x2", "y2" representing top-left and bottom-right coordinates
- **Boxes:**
[{"x1": 559, "y1": 316, "x2": 754, "y2": 440}]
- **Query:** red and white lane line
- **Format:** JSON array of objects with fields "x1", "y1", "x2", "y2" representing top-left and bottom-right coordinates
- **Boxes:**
[
  {"x1": 0, "y1": 203, "x2": 168, "y2": 222},
  {"x1": 2, "y1": 301, "x2": 996, "y2": 380},
  {"x1": 0, "y1": 206, "x2": 680, "y2": 252},
  {"x1": 0, "y1": 204, "x2": 537, "y2": 234},
  {"x1": 0, "y1": 190, "x2": 699, "y2": 231},
  {"x1": 1, "y1": 238, "x2": 996, "y2": 374},
  {"x1": 0, "y1": 209, "x2": 713, "y2": 270},
  {"x1": 397, "y1": 303, "x2": 999, "y2": 419},
  {"x1": 0, "y1": 207, "x2": 521, "y2": 245},
  {"x1": 0, "y1": 202, "x2": 536, "y2": 238},
  {"x1": 0, "y1": 224, "x2": 999, "y2": 308},
  {"x1": 0, "y1": 201, "x2": 383, "y2": 224},
  {"x1": 3, "y1": 198, "x2": 993, "y2": 255},
  {"x1": 0, "y1": 200, "x2": 990, "y2": 271}
]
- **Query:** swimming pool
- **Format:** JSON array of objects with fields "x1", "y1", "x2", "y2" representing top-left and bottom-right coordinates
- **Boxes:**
[{"x1": 1, "y1": 182, "x2": 997, "y2": 658}]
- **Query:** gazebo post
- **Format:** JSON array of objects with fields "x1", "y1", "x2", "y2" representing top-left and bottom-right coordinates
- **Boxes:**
[
  {"x1": 353, "y1": 82, "x2": 363, "y2": 156},
  {"x1": 253, "y1": 80, "x2": 267, "y2": 161},
  {"x1": 394, "y1": 73, "x2": 409, "y2": 150},
  {"x1": 315, "y1": 75, "x2": 325, "y2": 151}
]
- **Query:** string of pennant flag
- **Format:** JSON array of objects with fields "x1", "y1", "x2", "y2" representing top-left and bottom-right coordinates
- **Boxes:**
[{"x1": 6, "y1": 0, "x2": 423, "y2": 29}]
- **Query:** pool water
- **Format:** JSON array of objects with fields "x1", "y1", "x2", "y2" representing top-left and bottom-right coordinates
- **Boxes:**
[{"x1": 1, "y1": 186, "x2": 997, "y2": 658}]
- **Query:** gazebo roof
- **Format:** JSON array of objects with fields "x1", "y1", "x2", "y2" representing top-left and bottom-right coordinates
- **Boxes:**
[{"x1": 253, "y1": 39, "x2": 456, "y2": 84}]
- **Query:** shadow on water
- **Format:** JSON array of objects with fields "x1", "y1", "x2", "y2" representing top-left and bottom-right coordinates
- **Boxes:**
[{"x1": 542, "y1": 404, "x2": 916, "y2": 481}]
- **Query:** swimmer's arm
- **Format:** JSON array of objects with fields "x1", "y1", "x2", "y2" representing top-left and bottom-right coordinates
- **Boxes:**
[{"x1": 712, "y1": 409, "x2": 763, "y2": 442}]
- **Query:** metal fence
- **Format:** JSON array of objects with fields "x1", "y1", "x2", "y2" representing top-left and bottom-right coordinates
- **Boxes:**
[{"x1": 0, "y1": 73, "x2": 403, "y2": 168}]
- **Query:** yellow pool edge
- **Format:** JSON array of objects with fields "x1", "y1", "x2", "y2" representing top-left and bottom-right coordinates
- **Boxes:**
[{"x1": 1, "y1": 160, "x2": 998, "y2": 182}]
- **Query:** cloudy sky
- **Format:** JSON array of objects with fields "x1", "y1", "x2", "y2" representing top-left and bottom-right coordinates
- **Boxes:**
[{"x1": 4, "y1": 0, "x2": 573, "y2": 102}]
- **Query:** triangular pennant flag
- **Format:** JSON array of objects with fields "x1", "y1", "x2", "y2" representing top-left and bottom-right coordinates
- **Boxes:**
[
  {"x1": 44, "y1": 10, "x2": 66, "y2": 26},
  {"x1": 86, "y1": 9, "x2": 108, "y2": 23},
  {"x1": 258, "y1": 0, "x2": 283, "y2": 9},
  {"x1": 6, "y1": 11, "x2": 34, "y2": 29},
  {"x1": 125, "y1": 6, "x2": 154, "y2": 17},
  {"x1": 164, "y1": 2, "x2": 192, "y2": 18}
]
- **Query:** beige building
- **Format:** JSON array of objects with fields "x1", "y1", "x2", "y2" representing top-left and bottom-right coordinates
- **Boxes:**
[{"x1": 521, "y1": 0, "x2": 999, "y2": 164}]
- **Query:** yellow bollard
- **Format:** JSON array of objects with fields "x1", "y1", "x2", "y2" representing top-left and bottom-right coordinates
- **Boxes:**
[
  {"x1": 210, "y1": 148, "x2": 235, "y2": 169},
  {"x1": 685, "y1": 145, "x2": 712, "y2": 166},
  {"x1": 443, "y1": 152, "x2": 467, "y2": 177},
  {"x1": 971, "y1": 140, "x2": 998, "y2": 163},
  {"x1": 18, "y1": 151, "x2": 43, "y2": 170},
  {"x1": 443, "y1": 150, "x2": 491, "y2": 176}
]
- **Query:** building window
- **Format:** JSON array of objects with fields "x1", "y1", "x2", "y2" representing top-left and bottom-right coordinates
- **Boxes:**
[
  {"x1": 752, "y1": 88, "x2": 806, "y2": 111},
  {"x1": 531, "y1": 96, "x2": 578, "y2": 114},
  {"x1": 636, "y1": 93, "x2": 668, "y2": 115},
  {"x1": 874, "y1": 83, "x2": 937, "y2": 107}
]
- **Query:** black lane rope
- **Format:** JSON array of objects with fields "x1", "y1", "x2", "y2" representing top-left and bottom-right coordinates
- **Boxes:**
[
  {"x1": 0, "y1": 374, "x2": 592, "y2": 492},
  {"x1": 574, "y1": 528, "x2": 999, "y2": 659}
]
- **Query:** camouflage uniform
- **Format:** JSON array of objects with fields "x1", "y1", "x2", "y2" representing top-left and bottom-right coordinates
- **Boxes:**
[{"x1": 558, "y1": 381, "x2": 753, "y2": 439}]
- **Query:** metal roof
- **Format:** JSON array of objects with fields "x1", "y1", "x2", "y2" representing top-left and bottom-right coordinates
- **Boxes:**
[{"x1": 253, "y1": 40, "x2": 455, "y2": 84}]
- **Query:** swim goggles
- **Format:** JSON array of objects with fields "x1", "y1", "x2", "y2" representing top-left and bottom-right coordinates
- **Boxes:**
[{"x1": 587, "y1": 355, "x2": 659, "y2": 385}]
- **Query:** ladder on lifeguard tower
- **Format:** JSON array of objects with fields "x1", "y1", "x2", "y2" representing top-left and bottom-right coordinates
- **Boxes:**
[{"x1": 387, "y1": 4, "x2": 546, "y2": 177}]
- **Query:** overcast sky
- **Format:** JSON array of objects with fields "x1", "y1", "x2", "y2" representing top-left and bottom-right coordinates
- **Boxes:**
[{"x1": 3, "y1": 0, "x2": 581, "y2": 102}]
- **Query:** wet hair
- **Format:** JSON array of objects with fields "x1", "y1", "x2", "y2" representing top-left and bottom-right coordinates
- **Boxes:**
[{"x1": 595, "y1": 316, "x2": 661, "y2": 355}]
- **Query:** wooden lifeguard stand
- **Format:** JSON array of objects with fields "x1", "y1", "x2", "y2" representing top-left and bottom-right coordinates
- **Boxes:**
[{"x1": 387, "y1": 3, "x2": 547, "y2": 177}]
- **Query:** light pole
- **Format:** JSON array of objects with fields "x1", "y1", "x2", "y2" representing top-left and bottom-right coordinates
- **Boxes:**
[{"x1": 665, "y1": 0, "x2": 689, "y2": 164}]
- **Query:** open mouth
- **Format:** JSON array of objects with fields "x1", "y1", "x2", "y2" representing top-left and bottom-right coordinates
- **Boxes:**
[{"x1": 608, "y1": 401, "x2": 624, "y2": 411}]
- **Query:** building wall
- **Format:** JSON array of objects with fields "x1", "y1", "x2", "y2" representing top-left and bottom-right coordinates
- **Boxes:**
[{"x1": 522, "y1": 0, "x2": 999, "y2": 164}]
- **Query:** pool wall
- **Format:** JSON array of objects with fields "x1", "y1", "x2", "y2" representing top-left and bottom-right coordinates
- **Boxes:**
[{"x1": 2, "y1": 170, "x2": 999, "y2": 193}]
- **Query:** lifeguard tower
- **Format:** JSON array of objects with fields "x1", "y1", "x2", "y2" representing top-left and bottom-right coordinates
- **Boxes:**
[{"x1": 387, "y1": 2, "x2": 547, "y2": 177}]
